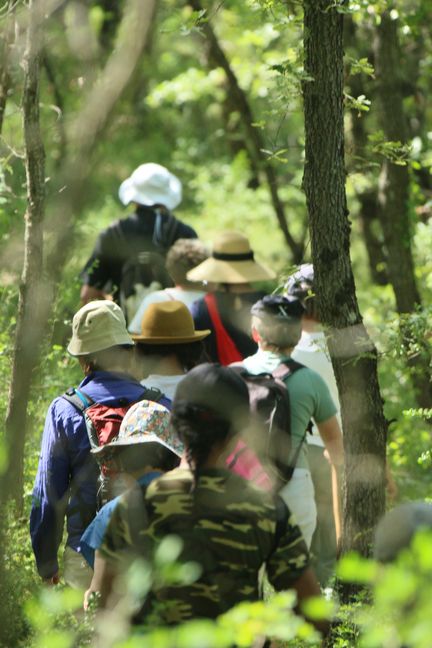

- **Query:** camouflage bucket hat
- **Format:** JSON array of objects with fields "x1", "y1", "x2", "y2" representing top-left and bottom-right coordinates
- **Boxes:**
[{"x1": 92, "y1": 400, "x2": 183, "y2": 459}]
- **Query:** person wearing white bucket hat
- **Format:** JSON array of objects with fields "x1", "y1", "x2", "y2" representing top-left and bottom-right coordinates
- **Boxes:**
[{"x1": 80, "y1": 163, "x2": 197, "y2": 323}]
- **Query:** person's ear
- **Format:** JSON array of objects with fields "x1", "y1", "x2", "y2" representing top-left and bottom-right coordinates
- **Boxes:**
[{"x1": 251, "y1": 326, "x2": 260, "y2": 343}]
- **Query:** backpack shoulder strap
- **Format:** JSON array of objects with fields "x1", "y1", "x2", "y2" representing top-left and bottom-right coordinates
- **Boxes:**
[
  {"x1": 204, "y1": 293, "x2": 243, "y2": 364},
  {"x1": 152, "y1": 210, "x2": 180, "y2": 250},
  {"x1": 139, "y1": 386, "x2": 164, "y2": 403},
  {"x1": 272, "y1": 359, "x2": 305, "y2": 382},
  {"x1": 62, "y1": 387, "x2": 94, "y2": 412}
]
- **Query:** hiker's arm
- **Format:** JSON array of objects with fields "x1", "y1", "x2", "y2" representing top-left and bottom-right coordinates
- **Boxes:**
[
  {"x1": 294, "y1": 567, "x2": 330, "y2": 636},
  {"x1": 316, "y1": 416, "x2": 344, "y2": 466},
  {"x1": 30, "y1": 401, "x2": 72, "y2": 581},
  {"x1": 84, "y1": 551, "x2": 117, "y2": 610}
]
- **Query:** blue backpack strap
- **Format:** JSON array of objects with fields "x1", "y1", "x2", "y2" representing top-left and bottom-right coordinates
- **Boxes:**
[{"x1": 62, "y1": 387, "x2": 94, "y2": 412}]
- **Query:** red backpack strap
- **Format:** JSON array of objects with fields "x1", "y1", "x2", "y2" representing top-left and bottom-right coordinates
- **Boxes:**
[{"x1": 204, "y1": 293, "x2": 243, "y2": 365}]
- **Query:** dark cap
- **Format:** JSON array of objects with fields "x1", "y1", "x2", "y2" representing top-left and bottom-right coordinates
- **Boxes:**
[
  {"x1": 174, "y1": 363, "x2": 249, "y2": 421},
  {"x1": 251, "y1": 295, "x2": 305, "y2": 321}
]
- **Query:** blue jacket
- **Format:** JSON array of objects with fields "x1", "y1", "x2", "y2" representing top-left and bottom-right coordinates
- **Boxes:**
[
  {"x1": 30, "y1": 371, "x2": 170, "y2": 579},
  {"x1": 80, "y1": 471, "x2": 161, "y2": 569}
]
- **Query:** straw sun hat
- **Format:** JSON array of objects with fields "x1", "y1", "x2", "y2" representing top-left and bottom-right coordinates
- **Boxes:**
[
  {"x1": 132, "y1": 300, "x2": 210, "y2": 344},
  {"x1": 186, "y1": 231, "x2": 275, "y2": 284},
  {"x1": 118, "y1": 163, "x2": 182, "y2": 210}
]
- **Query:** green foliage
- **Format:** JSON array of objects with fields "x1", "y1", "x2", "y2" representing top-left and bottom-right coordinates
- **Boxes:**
[
  {"x1": 337, "y1": 532, "x2": 432, "y2": 648},
  {"x1": 348, "y1": 57, "x2": 375, "y2": 78},
  {"x1": 2, "y1": 0, "x2": 432, "y2": 645},
  {"x1": 345, "y1": 93, "x2": 372, "y2": 114},
  {"x1": 368, "y1": 131, "x2": 412, "y2": 165}
]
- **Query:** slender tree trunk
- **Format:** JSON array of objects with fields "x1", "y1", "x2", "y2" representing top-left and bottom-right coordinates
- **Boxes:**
[
  {"x1": 374, "y1": 12, "x2": 432, "y2": 412},
  {"x1": 189, "y1": 0, "x2": 304, "y2": 263},
  {"x1": 3, "y1": 0, "x2": 46, "y2": 509},
  {"x1": 1, "y1": 0, "x2": 157, "y2": 511},
  {"x1": 344, "y1": 20, "x2": 388, "y2": 286},
  {"x1": 0, "y1": 3, "x2": 15, "y2": 135},
  {"x1": 302, "y1": 0, "x2": 387, "y2": 568}
]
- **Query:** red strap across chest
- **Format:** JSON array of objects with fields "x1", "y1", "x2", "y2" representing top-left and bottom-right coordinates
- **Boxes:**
[{"x1": 204, "y1": 293, "x2": 243, "y2": 365}]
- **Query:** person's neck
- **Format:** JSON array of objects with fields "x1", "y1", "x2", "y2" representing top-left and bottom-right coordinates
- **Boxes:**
[
  {"x1": 301, "y1": 317, "x2": 322, "y2": 333},
  {"x1": 223, "y1": 283, "x2": 254, "y2": 294},
  {"x1": 258, "y1": 342, "x2": 294, "y2": 357},
  {"x1": 146, "y1": 355, "x2": 184, "y2": 377}
]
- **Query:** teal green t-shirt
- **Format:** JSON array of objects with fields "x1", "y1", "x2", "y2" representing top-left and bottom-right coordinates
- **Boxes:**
[{"x1": 242, "y1": 349, "x2": 337, "y2": 470}]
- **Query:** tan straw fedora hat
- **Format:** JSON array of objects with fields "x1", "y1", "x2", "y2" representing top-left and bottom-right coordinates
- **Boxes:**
[
  {"x1": 186, "y1": 231, "x2": 276, "y2": 284},
  {"x1": 132, "y1": 300, "x2": 210, "y2": 344}
]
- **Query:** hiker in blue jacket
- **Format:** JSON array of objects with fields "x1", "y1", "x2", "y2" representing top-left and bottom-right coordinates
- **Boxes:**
[{"x1": 30, "y1": 300, "x2": 170, "y2": 590}]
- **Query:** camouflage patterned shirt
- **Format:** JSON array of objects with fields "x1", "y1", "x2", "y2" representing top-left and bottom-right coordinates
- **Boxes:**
[{"x1": 100, "y1": 467, "x2": 309, "y2": 624}]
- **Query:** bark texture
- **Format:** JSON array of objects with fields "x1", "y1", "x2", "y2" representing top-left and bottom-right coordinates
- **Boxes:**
[
  {"x1": 0, "y1": 4, "x2": 15, "y2": 135},
  {"x1": 374, "y1": 12, "x2": 432, "y2": 412},
  {"x1": 2, "y1": 0, "x2": 157, "y2": 510},
  {"x1": 189, "y1": 0, "x2": 304, "y2": 263},
  {"x1": 3, "y1": 0, "x2": 46, "y2": 508},
  {"x1": 302, "y1": 0, "x2": 387, "y2": 562}
]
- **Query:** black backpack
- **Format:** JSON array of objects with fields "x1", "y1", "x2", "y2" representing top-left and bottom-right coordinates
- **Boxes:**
[
  {"x1": 231, "y1": 360, "x2": 311, "y2": 487},
  {"x1": 117, "y1": 211, "x2": 181, "y2": 321}
]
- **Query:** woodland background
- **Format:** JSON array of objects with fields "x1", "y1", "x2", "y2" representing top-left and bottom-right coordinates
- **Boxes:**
[{"x1": 0, "y1": 0, "x2": 431, "y2": 646}]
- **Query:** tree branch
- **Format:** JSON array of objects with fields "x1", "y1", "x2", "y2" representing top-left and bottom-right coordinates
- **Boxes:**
[{"x1": 189, "y1": 0, "x2": 304, "y2": 263}]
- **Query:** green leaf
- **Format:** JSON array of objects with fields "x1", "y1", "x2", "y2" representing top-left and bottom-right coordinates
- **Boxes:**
[{"x1": 337, "y1": 552, "x2": 379, "y2": 584}]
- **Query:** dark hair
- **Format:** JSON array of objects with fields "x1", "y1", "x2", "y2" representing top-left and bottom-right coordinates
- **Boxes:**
[
  {"x1": 115, "y1": 444, "x2": 180, "y2": 473},
  {"x1": 166, "y1": 238, "x2": 209, "y2": 286},
  {"x1": 171, "y1": 364, "x2": 249, "y2": 485},
  {"x1": 172, "y1": 402, "x2": 232, "y2": 485},
  {"x1": 135, "y1": 340, "x2": 207, "y2": 372}
]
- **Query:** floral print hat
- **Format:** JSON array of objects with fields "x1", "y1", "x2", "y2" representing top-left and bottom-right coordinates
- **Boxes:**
[{"x1": 92, "y1": 400, "x2": 183, "y2": 459}]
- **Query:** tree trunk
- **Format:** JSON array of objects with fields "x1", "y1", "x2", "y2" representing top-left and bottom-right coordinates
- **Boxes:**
[
  {"x1": 302, "y1": 0, "x2": 387, "y2": 566},
  {"x1": 343, "y1": 18, "x2": 388, "y2": 286},
  {"x1": 374, "y1": 12, "x2": 432, "y2": 412},
  {"x1": 0, "y1": 3, "x2": 15, "y2": 135},
  {"x1": 1, "y1": 0, "x2": 157, "y2": 510},
  {"x1": 189, "y1": 0, "x2": 304, "y2": 263},
  {"x1": 3, "y1": 0, "x2": 46, "y2": 509}
]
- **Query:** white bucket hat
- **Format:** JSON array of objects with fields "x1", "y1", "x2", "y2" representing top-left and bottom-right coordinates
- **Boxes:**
[
  {"x1": 118, "y1": 163, "x2": 182, "y2": 210},
  {"x1": 67, "y1": 300, "x2": 134, "y2": 356}
]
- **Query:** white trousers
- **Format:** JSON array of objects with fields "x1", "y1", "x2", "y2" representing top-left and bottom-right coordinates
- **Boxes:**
[{"x1": 279, "y1": 468, "x2": 317, "y2": 548}]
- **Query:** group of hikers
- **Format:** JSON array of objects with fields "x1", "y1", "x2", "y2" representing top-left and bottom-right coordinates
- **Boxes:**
[{"x1": 29, "y1": 162, "x2": 422, "y2": 638}]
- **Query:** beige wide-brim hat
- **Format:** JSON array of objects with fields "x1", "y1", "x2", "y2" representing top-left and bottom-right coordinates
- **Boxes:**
[
  {"x1": 132, "y1": 300, "x2": 210, "y2": 344},
  {"x1": 67, "y1": 300, "x2": 133, "y2": 356},
  {"x1": 118, "y1": 163, "x2": 182, "y2": 210},
  {"x1": 186, "y1": 231, "x2": 276, "y2": 284}
]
